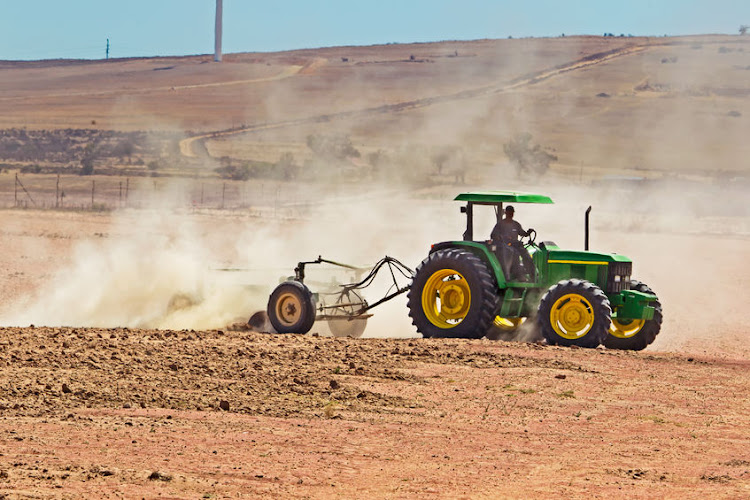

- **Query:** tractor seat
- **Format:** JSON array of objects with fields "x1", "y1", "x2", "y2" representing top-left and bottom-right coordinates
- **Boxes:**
[{"x1": 539, "y1": 241, "x2": 559, "y2": 251}]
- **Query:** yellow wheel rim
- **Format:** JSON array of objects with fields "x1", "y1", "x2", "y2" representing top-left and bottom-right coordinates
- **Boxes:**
[
  {"x1": 494, "y1": 316, "x2": 525, "y2": 331},
  {"x1": 276, "y1": 292, "x2": 302, "y2": 327},
  {"x1": 421, "y1": 269, "x2": 471, "y2": 329},
  {"x1": 550, "y1": 293, "x2": 594, "y2": 339},
  {"x1": 610, "y1": 318, "x2": 645, "y2": 338}
]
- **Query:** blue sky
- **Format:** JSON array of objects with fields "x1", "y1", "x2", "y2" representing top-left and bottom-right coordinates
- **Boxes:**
[{"x1": 1, "y1": 1, "x2": 748, "y2": 60}]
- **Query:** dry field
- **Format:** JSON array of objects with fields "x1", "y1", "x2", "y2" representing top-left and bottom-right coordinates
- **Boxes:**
[{"x1": 1, "y1": 35, "x2": 749, "y2": 498}]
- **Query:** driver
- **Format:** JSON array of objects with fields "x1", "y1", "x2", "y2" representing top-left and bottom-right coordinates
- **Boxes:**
[{"x1": 490, "y1": 205, "x2": 536, "y2": 281}]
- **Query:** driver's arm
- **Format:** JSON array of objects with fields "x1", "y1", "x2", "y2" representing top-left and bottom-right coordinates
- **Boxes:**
[{"x1": 490, "y1": 223, "x2": 502, "y2": 242}]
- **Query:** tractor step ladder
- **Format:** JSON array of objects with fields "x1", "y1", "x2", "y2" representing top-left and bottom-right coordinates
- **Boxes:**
[{"x1": 499, "y1": 288, "x2": 527, "y2": 317}]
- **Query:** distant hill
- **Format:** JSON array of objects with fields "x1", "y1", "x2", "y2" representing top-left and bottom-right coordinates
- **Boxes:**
[{"x1": 1, "y1": 35, "x2": 748, "y2": 177}]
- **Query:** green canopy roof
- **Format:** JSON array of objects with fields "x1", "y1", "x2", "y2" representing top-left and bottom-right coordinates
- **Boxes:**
[{"x1": 454, "y1": 191, "x2": 554, "y2": 204}]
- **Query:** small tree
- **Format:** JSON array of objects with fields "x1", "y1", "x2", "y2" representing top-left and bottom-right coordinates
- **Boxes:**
[
  {"x1": 80, "y1": 157, "x2": 94, "y2": 175},
  {"x1": 275, "y1": 152, "x2": 298, "y2": 180},
  {"x1": 503, "y1": 133, "x2": 557, "y2": 177},
  {"x1": 740, "y1": 25, "x2": 749, "y2": 35},
  {"x1": 80, "y1": 143, "x2": 97, "y2": 175},
  {"x1": 112, "y1": 139, "x2": 135, "y2": 163},
  {"x1": 306, "y1": 134, "x2": 360, "y2": 160},
  {"x1": 431, "y1": 146, "x2": 467, "y2": 184}
]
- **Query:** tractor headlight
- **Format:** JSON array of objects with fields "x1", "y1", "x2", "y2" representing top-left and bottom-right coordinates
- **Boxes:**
[{"x1": 614, "y1": 275, "x2": 621, "y2": 283}]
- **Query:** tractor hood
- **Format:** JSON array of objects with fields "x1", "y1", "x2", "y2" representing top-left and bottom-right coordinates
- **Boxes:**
[{"x1": 546, "y1": 249, "x2": 632, "y2": 264}]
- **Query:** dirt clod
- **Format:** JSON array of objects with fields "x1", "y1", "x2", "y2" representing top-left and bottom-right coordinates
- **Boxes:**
[{"x1": 148, "y1": 471, "x2": 171, "y2": 481}]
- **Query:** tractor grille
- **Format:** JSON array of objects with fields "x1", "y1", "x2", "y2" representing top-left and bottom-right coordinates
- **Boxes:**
[{"x1": 606, "y1": 262, "x2": 632, "y2": 293}]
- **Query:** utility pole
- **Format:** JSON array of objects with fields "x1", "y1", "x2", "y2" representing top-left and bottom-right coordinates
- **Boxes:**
[
  {"x1": 106, "y1": 38, "x2": 110, "y2": 60},
  {"x1": 214, "y1": 0, "x2": 223, "y2": 62}
]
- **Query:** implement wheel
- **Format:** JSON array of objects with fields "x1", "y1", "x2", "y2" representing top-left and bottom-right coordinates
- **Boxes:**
[
  {"x1": 486, "y1": 316, "x2": 526, "y2": 341},
  {"x1": 407, "y1": 249, "x2": 500, "y2": 339},
  {"x1": 327, "y1": 289, "x2": 368, "y2": 338},
  {"x1": 328, "y1": 318, "x2": 367, "y2": 338},
  {"x1": 267, "y1": 281, "x2": 316, "y2": 334},
  {"x1": 538, "y1": 279, "x2": 611, "y2": 348},
  {"x1": 604, "y1": 280, "x2": 663, "y2": 351}
]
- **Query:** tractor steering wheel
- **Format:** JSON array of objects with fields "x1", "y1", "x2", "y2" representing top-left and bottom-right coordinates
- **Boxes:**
[{"x1": 522, "y1": 229, "x2": 537, "y2": 247}]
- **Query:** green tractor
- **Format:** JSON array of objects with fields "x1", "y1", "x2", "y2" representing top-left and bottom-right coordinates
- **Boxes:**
[{"x1": 407, "y1": 191, "x2": 662, "y2": 350}]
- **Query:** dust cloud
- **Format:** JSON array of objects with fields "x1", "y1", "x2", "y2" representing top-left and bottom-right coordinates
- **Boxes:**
[
  {"x1": 4, "y1": 170, "x2": 746, "y2": 354},
  {"x1": 0, "y1": 181, "x2": 450, "y2": 336},
  {"x1": 0, "y1": 206, "x2": 251, "y2": 330}
]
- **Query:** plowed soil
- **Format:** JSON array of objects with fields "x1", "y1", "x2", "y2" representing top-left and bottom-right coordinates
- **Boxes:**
[{"x1": 1, "y1": 325, "x2": 749, "y2": 498}]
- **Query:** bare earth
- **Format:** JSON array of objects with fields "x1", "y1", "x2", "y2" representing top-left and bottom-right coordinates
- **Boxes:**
[{"x1": 1, "y1": 326, "x2": 748, "y2": 499}]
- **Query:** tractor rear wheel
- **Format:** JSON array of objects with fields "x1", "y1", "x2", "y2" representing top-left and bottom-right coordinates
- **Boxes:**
[
  {"x1": 538, "y1": 279, "x2": 611, "y2": 348},
  {"x1": 267, "y1": 281, "x2": 316, "y2": 334},
  {"x1": 408, "y1": 249, "x2": 500, "y2": 339},
  {"x1": 604, "y1": 280, "x2": 662, "y2": 351}
]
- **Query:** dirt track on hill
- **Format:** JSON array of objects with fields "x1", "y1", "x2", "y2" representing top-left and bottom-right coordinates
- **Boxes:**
[
  {"x1": 1, "y1": 326, "x2": 748, "y2": 498},
  {"x1": 179, "y1": 43, "x2": 650, "y2": 157}
]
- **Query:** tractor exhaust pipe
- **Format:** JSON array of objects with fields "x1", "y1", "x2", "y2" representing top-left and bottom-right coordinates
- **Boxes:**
[{"x1": 585, "y1": 206, "x2": 592, "y2": 251}]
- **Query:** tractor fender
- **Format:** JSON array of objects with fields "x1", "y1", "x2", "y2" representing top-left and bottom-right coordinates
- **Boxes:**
[
  {"x1": 429, "y1": 241, "x2": 507, "y2": 288},
  {"x1": 609, "y1": 289, "x2": 657, "y2": 321}
]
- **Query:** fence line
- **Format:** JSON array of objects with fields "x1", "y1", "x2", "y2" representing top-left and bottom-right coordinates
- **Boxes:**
[{"x1": 1, "y1": 174, "x2": 311, "y2": 216}]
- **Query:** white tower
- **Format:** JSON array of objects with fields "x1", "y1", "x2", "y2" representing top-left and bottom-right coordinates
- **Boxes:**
[{"x1": 214, "y1": 0, "x2": 223, "y2": 62}]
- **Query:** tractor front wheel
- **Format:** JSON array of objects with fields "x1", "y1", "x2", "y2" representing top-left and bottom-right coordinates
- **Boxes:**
[
  {"x1": 267, "y1": 281, "x2": 316, "y2": 334},
  {"x1": 408, "y1": 249, "x2": 499, "y2": 339},
  {"x1": 604, "y1": 280, "x2": 663, "y2": 351},
  {"x1": 538, "y1": 279, "x2": 611, "y2": 348}
]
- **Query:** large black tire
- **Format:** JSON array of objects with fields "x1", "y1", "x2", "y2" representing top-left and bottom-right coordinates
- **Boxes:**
[
  {"x1": 604, "y1": 280, "x2": 663, "y2": 351},
  {"x1": 538, "y1": 279, "x2": 611, "y2": 348},
  {"x1": 407, "y1": 249, "x2": 500, "y2": 339},
  {"x1": 267, "y1": 281, "x2": 316, "y2": 334}
]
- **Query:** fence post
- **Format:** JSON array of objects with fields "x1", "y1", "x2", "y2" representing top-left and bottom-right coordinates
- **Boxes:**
[
  {"x1": 14, "y1": 173, "x2": 18, "y2": 206},
  {"x1": 14, "y1": 174, "x2": 36, "y2": 207},
  {"x1": 91, "y1": 180, "x2": 95, "y2": 208},
  {"x1": 55, "y1": 174, "x2": 60, "y2": 208},
  {"x1": 221, "y1": 182, "x2": 226, "y2": 209}
]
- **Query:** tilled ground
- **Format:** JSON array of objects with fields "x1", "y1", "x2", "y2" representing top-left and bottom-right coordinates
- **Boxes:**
[{"x1": 1, "y1": 327, "x2": 749, "y2": 498}]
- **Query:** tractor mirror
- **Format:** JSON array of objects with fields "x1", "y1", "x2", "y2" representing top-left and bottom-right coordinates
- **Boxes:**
[{"x1": 460, "y1": 206, "x2": 467, "y2": 213}]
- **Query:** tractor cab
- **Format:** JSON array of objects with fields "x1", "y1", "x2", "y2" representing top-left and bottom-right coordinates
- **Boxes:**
[
  {"x1": 455, "y1": 191, "x2": 554, "y2": 284},
  {"x1": 455, "y1": 191, "x2": 554, "y2": 243}
]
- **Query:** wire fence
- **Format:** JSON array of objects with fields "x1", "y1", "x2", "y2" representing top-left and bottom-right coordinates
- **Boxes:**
[{"x1": 0, "y1": 173, "x2": 313, "y2": 217}]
